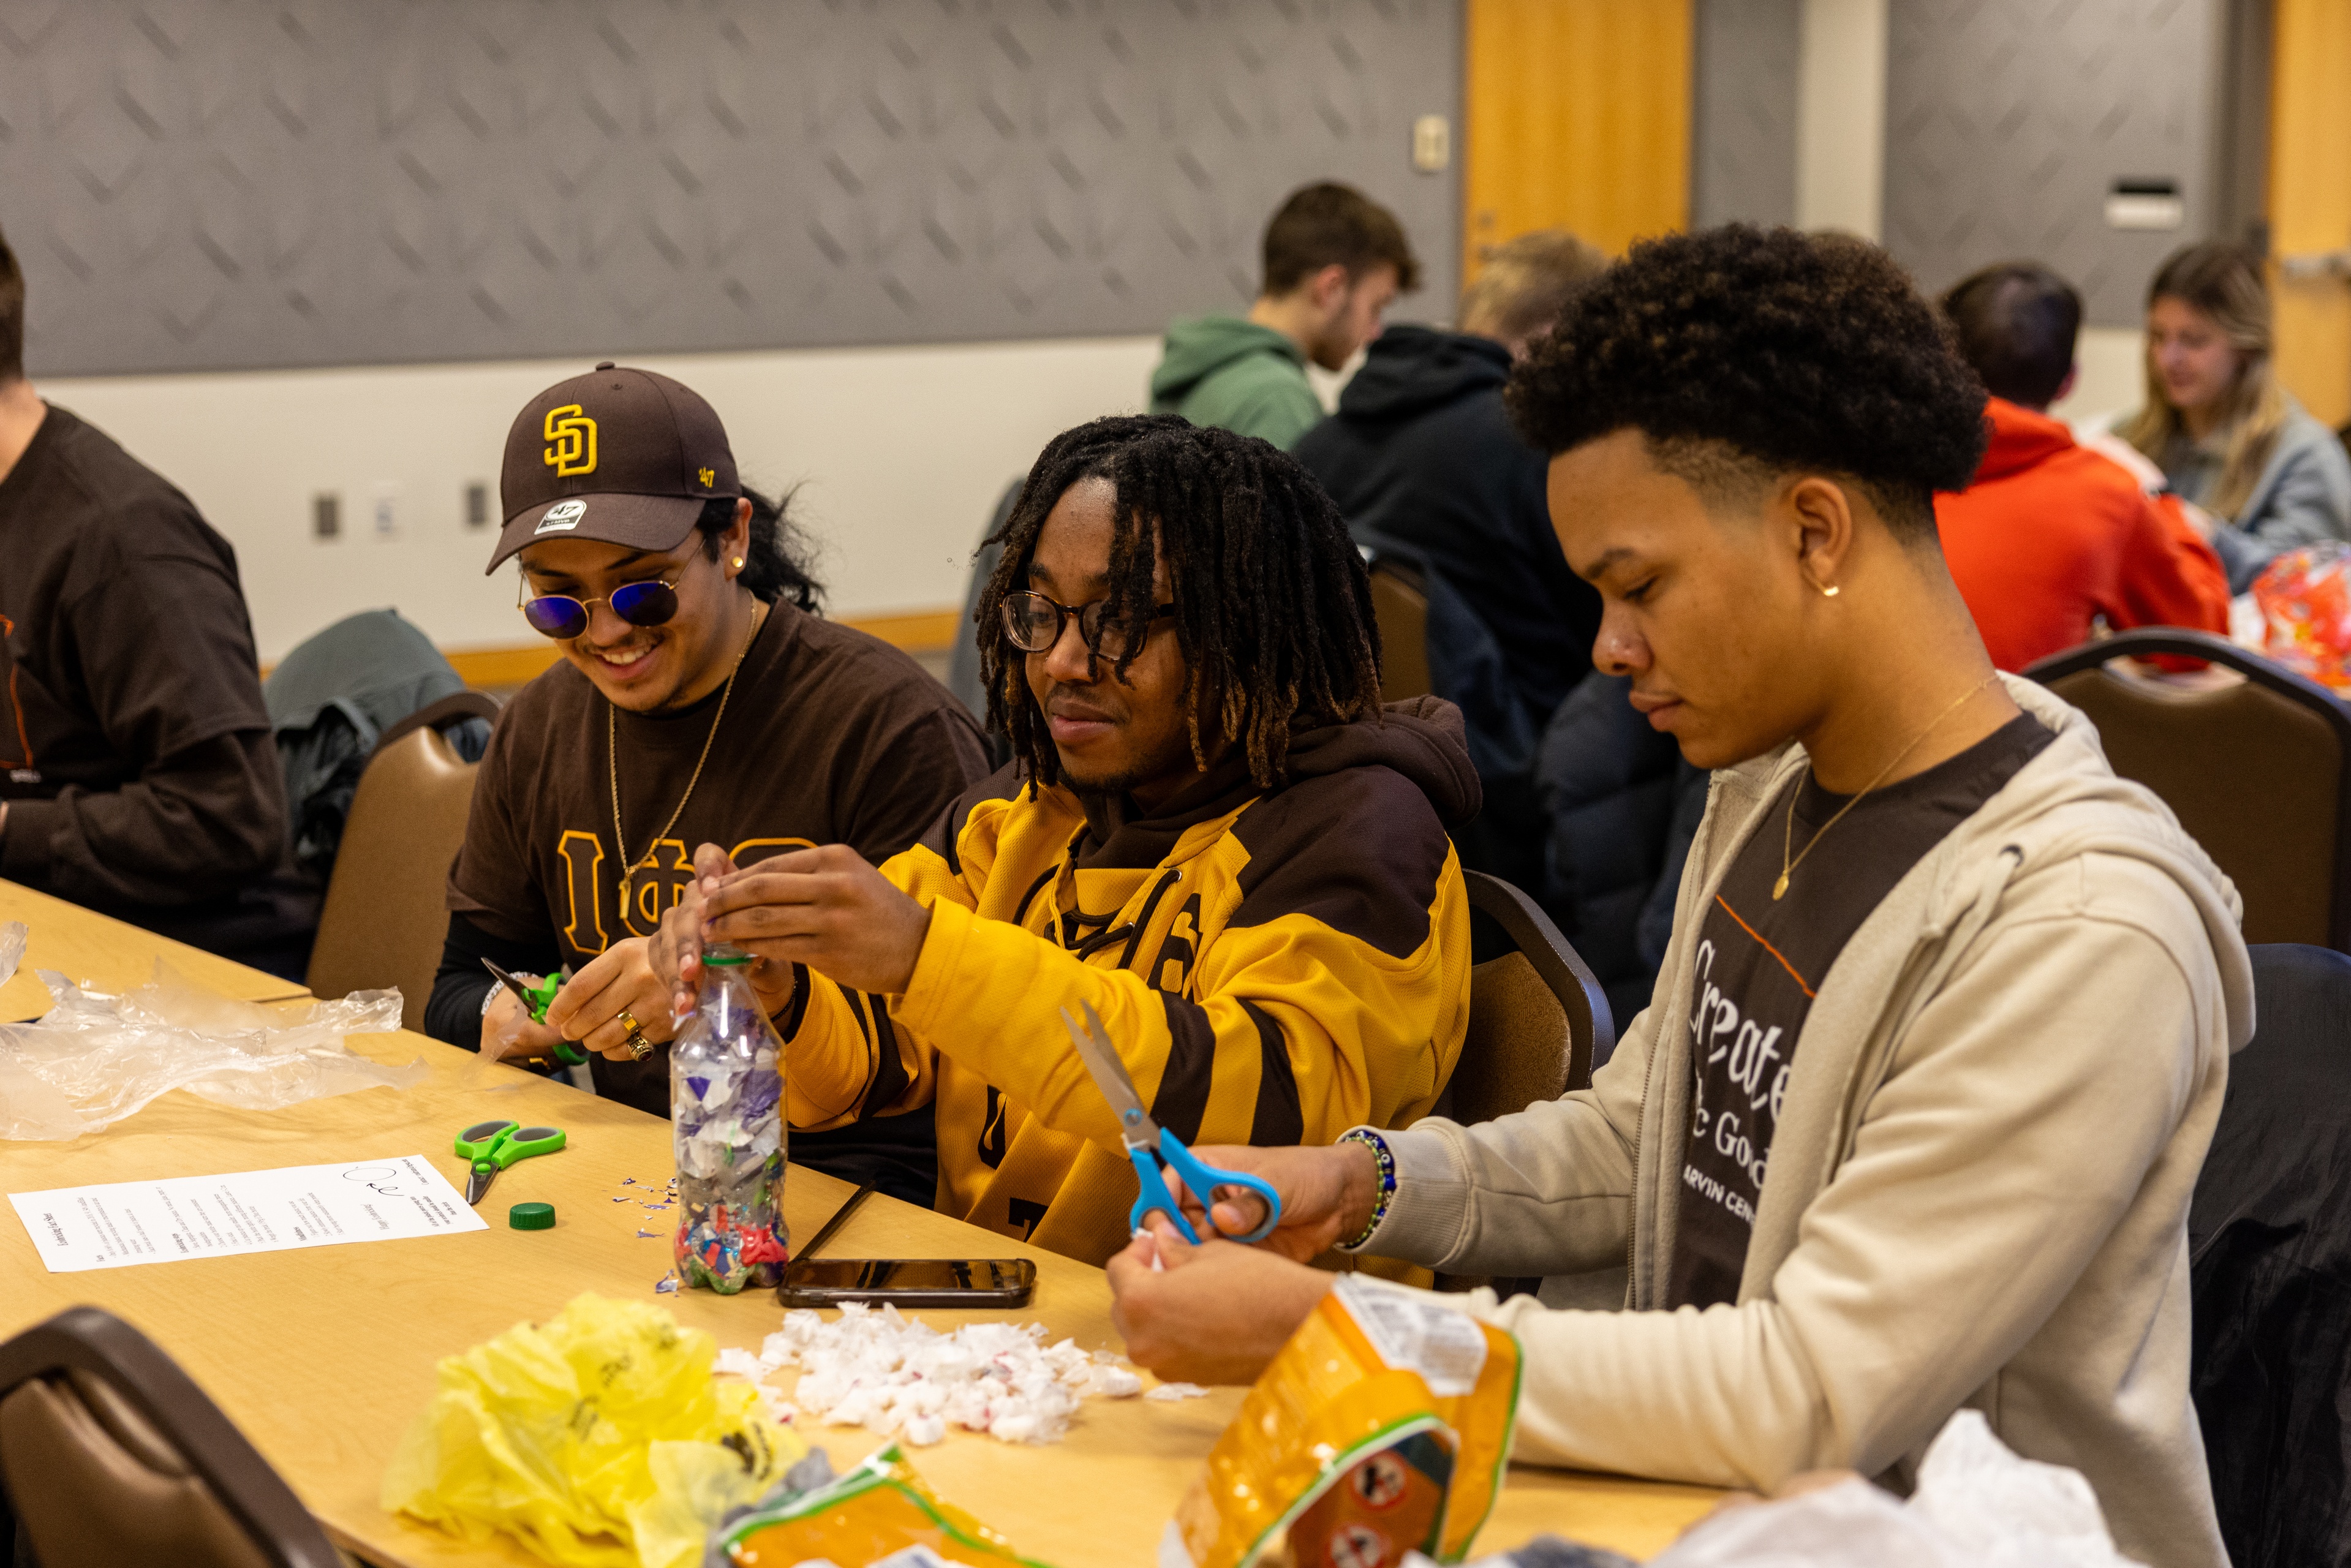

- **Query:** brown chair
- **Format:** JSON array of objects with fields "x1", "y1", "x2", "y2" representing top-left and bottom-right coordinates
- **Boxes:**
[
  {"x1": 1432, "y1": 872, "x2": 1616, "y2": 1300},
  {"x1": 1455, "y1": 870, "x2": 1616, "y2": 1117},
  {"x1": 304, "y1": 710, "x2": 491, "y2": 1031},
  {"x1": 1368, "y1": 557, "x2": 1433, "y2": 704},
  {"x1": 0, "y1": 1306, "x2": 342, "y2": 1568},
  {"x1": 2025, "y1": 628, "x2": 2351, "y2": 952}
]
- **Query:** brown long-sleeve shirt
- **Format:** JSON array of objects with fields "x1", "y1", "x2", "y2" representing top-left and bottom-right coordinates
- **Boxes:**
[{"x1": 0, "y1": 404, "x2": 289, "y2": 925}]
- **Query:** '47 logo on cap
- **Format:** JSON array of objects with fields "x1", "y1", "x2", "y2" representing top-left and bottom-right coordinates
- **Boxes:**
[
  {"x1": 543, "y1": 405, "x2": 597, "y2": 476},
  {"x1": 535, "y1": 499, "x2": 587, "y2": 535}
]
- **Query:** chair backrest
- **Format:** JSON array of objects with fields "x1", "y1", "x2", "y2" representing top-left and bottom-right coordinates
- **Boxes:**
[
  {"x1": 1368, "y1": 557, "x2": 1432, "y2": 704},
  {"x1": 304, "y1": 721, "x2": 482, "y2": 1030},
  {"x1": 2024, "y1": 628, "x2": 2351, "y2": 951},
  {"x1": 1451, "y1": 871, "x2": 1617, "y2": 1121},
  {"x1": 0, "y1": 1307, "x2": 341, "y2": 1568}
]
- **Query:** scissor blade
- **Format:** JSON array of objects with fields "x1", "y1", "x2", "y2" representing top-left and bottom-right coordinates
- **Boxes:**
[
  {"x1": 464, "y1": 1163, "x2": 495, "y2": 1205},
  {"x1": 480, "y1": 957, "x2": 536, "y2": 1008},
  {"x1": 1061, "y1": 1002, "x2": 1155, "y2": 1139}
]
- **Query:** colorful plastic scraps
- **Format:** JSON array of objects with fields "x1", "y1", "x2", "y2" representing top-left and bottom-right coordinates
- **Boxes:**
[
  {"x1": 672, "y1": 946, "x2": 788, "y2": 1294},
  {"x1": 380, "y1": 1292, "x2": 806, "y2": 1568},
  {"x1": 2255, "y1": 541, "x2": 2351, "y2": 693}
]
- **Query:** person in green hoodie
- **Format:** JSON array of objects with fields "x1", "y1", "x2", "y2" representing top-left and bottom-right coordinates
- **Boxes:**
[{"x1": 1149, "y1": 182, "x2": 1420, "y2": 450}]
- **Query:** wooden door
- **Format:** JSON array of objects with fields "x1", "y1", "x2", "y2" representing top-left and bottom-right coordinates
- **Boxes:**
[
  {"x1": 2270, "y1": 0, "x2": 2350, "y2": 428},
  {"x1": 1462, "y1": 0, "x2": 1693, "y2": 282}
]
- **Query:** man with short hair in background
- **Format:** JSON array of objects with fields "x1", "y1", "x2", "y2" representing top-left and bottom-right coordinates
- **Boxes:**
[
  {"x1": 0, "y1": 221, "x2": 304, "y2": 971},
  {"x1": 1149, "y1": 182, "x2": 1420, "y2": 450},
  {"x1": 1935, "y1": 262, "x2": 2229, "y2": 670},
  {"x1": 1294, "y1": 228, "x2": 1609, "y2": 896}
]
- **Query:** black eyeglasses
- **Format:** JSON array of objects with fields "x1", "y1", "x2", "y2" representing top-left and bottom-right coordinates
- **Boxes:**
[
  {"x1": 1000, "y1": 590, "x2": 1176, "y2": 661},
  {"x1": 518, "y1": 578, "x2": 681, "y2": 641}
]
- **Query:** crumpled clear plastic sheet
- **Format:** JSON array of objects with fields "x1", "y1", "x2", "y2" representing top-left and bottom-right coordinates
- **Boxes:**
[
  {"x1": 0, "y1": 961, "x2": 420, "y2": 1140},
  {"x1": 1635, "y1": 1409, "x2": 2145, "y2": 1568},
  {"x1": 0, "y1": 921, "x2": 25, "y2": 990},
  {"x1": 381, "y1": 1292, "x2": 808, "y2": 1568}
]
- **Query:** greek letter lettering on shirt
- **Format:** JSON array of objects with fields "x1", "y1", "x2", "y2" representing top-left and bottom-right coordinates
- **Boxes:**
[{"x1": 554, "y1": 831, "x2": 815, "y2": 954}]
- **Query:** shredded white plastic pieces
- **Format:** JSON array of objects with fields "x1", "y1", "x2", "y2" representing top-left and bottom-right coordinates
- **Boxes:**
[
  {"x1": 721, "y1": 1303, "x2": 1145, "y2": 1446},
  {"x1": 1144, "y1": 1381, "x2": 1210, "y2": 1402}
]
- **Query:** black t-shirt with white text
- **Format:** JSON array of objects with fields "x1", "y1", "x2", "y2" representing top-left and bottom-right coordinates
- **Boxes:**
[{"x1": 1666, "y1": 712, "x2": 2056, "y2": 1310}]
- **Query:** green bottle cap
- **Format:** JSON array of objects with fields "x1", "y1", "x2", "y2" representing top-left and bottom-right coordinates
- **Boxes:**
[{"x1": 509, "y1": 1202, "x2": 556, "y2": 1231}]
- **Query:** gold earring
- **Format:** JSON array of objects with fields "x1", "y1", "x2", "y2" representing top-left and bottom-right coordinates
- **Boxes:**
[
  {"x1": 1805, "y1": 568, "x2": 1840, "y2": 598},
  {"x1": 731, "y1": 556, "x2": 745, "y2": 570}
]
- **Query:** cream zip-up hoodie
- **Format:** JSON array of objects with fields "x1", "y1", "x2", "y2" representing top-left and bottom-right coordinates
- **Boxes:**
[{"x1": 1360, "y1": 676, "x2": 2253, "y2": 1568}]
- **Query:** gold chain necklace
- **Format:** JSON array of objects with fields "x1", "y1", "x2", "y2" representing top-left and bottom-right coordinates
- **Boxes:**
[
  {"x1": 1775, "y1": 671, "x2": 2001, "y2": 900},
  {"x1": 608, "y1": 600, "x2": 763, "y2": 925}
]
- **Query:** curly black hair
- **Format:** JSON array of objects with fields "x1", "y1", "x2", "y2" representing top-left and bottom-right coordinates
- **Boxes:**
[
  {"x1": 1505, "y1": 225, "x2": 1988, "y2": 539},
  {"x1": 975, "y1": 415, "x2": 1383, "y2": 791},
  {"x1": 692, "y1": 483, "x2": 823, "y2": 611}
]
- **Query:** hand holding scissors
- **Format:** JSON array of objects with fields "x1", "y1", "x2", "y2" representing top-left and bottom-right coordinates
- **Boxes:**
[{"x1": 1062, "y1": 1000, "x2": 1282, "y2": 1245}]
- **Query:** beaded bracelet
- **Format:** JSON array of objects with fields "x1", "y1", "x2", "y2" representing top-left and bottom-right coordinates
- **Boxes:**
[{"x1": 1337, "y1": 1128, "x2": 1398, "y2": 1251}]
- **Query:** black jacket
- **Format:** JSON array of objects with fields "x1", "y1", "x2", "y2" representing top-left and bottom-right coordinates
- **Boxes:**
[
  {"x1": 2188, "y1": 943, "x2": 2351, "y2": 1567},
  {"x1": 1295, "y1": 327, "x2": 1601, "y2": 897},
  {"x1": 1294, "y1": 325, "x2": 1601, "y2": 748}
]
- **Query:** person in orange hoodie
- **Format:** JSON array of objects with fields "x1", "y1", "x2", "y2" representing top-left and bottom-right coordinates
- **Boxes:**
[{"x1": 1935, "y1": 263, "x2": 2228, "y2": 671}]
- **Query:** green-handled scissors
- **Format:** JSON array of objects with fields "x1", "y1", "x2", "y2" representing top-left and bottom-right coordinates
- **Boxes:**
[
  {"x1": 455, "y1": 1119, "x2": 567, "y2": 1205},
  {"x1": 481, "y1": 958, "x2": 587, "y2": 1066}
]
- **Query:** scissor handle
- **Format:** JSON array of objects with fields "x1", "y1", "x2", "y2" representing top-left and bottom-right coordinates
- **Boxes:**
[
  {"x1": 1125, "y1": 1147, "x2": 1201, "y2": 1245},
  {"x1": 1153, "y1": 1131, "x2": 1283, "y2": 1245},
  {"x1": 454, "y1": 1120, "x2": 519, "y2": 1160},
  {"x1": 488, "y1": 1125, "x2": 566, "y2": 1169}
]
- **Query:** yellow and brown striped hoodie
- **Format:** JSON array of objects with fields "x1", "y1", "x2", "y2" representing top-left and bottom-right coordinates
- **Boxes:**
[{"x1": 777, "y1": 696, "x2": 1480, "y2": 1265}]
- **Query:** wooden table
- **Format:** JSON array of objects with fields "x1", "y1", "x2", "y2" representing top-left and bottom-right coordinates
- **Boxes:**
[
  {"x1": 0, "y1": 993, "x2": 1716, "y2": 1566},
  {"x1": 0, "y1": 878, "x2": 313, "y2": 1022}
]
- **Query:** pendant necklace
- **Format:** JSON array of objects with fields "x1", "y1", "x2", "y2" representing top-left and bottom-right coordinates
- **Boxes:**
[
  {"x1": 1775, "y1": 671, "x2": 2001, "y2": 901},
  {"x1": 609, "y1": 599, "x2": 764, "y2": 926}
]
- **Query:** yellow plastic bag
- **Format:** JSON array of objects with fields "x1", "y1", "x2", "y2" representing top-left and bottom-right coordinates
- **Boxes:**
[
  {"x1": 381, "y1": 1292, "x2": 805, "y2": 1568},
  {"x1": 1166, "y1": 1275, "x2": 1522, "y2": 1568}
]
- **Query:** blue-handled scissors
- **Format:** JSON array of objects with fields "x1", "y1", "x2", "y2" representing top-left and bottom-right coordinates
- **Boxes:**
[{"x1": 1061, "y1": 1000, "x2": 1282, "y2": 1245}]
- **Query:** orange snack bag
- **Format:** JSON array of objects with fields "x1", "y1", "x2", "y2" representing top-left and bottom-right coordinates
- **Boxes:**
[
  {"x1": 1165, "y1": 1276, "x2": 1522, "y2": 1568},
  {"x1": 723, "y1": 1443, "x2": 1055, "y2": 1568}
]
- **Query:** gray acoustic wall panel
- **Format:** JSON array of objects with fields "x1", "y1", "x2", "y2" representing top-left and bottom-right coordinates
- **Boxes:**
[
  {"x1": 0, "y1": 0, "x2": 1462, "y2": 377},
  {"x1": 1689, "y1": 0, "x2": 1799, "y2": 232},
  {"x1": 1882, "y1": 0, "x2": 2226, "y2": 328}
]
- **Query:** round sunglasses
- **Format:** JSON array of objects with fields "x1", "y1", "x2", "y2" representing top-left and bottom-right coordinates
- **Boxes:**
[{"x1": 518, "y1": 577, "x2": 681, "y2": 641}]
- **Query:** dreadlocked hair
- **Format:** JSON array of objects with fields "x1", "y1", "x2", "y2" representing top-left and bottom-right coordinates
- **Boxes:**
[{"x1": 975, "y1": 414, "x2": 1383, "y2": 793}]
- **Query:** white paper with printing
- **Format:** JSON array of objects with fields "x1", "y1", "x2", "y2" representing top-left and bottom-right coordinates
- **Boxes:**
[{"x1": 9, "y1": 1154, "x2": 485, "y2": 1273}]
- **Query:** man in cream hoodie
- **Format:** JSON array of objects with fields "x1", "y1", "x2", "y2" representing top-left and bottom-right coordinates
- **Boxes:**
[{"x1": 1107, "y1": 225, "x2": 2252, "y2": 1568}]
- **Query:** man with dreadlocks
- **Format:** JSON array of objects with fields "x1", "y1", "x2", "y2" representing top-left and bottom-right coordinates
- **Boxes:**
[{"x1": 649, "y1": 415, "x2": 1480, "y2": 1265}]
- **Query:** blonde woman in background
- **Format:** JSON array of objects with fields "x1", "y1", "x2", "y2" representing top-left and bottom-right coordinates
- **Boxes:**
[{"x1": 2117, "y1": 241, "x2": 2351, "y2": 594}]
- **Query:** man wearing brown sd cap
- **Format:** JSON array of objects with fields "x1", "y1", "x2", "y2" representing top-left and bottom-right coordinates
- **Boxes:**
[{"x1": 424, "y1": 363, "x2": 990, "y2": 1201}]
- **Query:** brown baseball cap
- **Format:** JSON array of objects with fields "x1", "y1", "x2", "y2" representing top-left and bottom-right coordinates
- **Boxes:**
[{"x1": 488, "y1": 362, "x2": 739, "y2": 573}]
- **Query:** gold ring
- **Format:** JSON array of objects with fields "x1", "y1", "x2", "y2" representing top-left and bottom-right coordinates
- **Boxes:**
[
  {"x1": 616, "y1": 1009, "x2": 643, "y2": 1035},
  {"x1": 625, "y1": 1031, "x2": 654, "y2": 1060}
]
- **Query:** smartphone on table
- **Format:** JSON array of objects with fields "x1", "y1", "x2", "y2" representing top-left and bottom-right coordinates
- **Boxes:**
[{"x1": 776, "y1": 1257, "x2": 1037, "y2": 1308}]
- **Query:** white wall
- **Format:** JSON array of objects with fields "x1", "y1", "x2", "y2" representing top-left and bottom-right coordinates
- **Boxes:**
[
  {"x1": 2051, "y1": 326, "x2": 2148, "y2": 428},
  {"x1": 42, "y1": 336, "x2": 1163, "y2": 664},
  {"x1": 1795, "y1": 0, "x2": 1889, "y2": 239}
]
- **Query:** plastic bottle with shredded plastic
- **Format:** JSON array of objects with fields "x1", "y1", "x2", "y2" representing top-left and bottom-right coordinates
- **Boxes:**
[{"x1": 672, "y1": 943, "x2": 788, "y2": 1292}]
